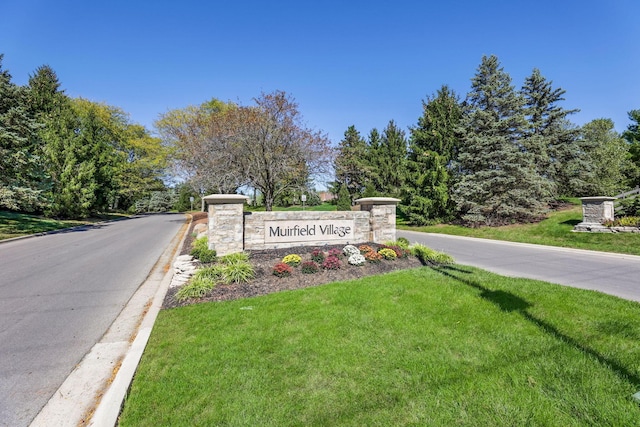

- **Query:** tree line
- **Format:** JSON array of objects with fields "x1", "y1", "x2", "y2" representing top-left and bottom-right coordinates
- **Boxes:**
[
  {"x1": 334, "y1": 55, "x2": 640, "y2": 226},
  {"x1": 0, "y1": 54, "x2": 168, "y2": 218},
  {"x1": 3, "y1": 52, "x2": 639, "y2": 222}
]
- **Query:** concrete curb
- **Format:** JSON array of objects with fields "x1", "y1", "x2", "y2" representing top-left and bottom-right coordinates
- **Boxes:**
[{"x1": 29, "y1": 214, "x2": 191, "y2": 427}]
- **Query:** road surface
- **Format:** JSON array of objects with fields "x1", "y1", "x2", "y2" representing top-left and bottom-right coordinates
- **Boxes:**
[
  {"x1": 0, "y1": 214, "x2": 185, "y2": 427},
  {"x1": 398, "y1": 230, "x2": 640, "y2": 303}
]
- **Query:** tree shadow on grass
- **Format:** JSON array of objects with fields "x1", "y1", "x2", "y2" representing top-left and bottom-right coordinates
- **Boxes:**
[
  {"x1": 561, "y1": 219, "x2": 581, "y2": 226},
  {"x1": 431, "y1": 264, "x2": 640, "y2": 388}
]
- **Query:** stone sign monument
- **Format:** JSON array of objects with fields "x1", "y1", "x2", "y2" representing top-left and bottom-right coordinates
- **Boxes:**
[{"x1": 204, "y1": 195, "x2": 400, "y2": 256}]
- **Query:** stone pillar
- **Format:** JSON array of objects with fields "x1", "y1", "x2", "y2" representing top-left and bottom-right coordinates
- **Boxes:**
[
  {"x1": 355, "y1": 197, "x2": 401, "y2": 243},
  {"x1": 203, "y1": 194, "x2": 249, "y2": 256},
  {"x1": 573, "y1": 196, "x2": 616, "y2": 232}
]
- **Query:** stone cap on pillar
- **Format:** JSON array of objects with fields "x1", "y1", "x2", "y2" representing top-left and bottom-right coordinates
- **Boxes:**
[
  {"x1": 203, "y1": 194, "x2": 250, "y2": 205},
  {"x1": 580, "y1": 196, "x2": 616, "y2": 202},
  {"x1": 355, "y1": 197, "x2": 401, "y2": 206}
]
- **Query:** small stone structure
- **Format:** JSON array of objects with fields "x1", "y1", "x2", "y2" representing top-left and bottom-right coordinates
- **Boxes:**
[
  {"x1": 573, "y1": 196, "x2": 616, "y2": 232},
  {"x1": 204, "y1": 194, "x2": 401, "y2": 256}
]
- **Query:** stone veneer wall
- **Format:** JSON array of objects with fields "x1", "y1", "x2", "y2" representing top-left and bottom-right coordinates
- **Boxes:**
[
  {"x1": 573, "y1": 196, "x2": 616, "y2": 233},
  {"x1": 244, "y1": 210, "x2": 371, "y2": 251},
  {"x1": 204, "y1": 195, "x2": 401, "y2": 256}
]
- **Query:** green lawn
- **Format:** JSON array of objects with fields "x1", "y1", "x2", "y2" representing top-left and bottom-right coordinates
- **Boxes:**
[
  {"x1": 0, "y1": 210, "x2": 129, "y2": 241},
  {"x1": 119, "y1": 266, "x2": 640, "y2": 426},
  {"x1": 399, "y1": 203, "x2": 640, "y2": 256},
  {"x1": 245, "y1": 202, "x2": 337, "y2": 212}
]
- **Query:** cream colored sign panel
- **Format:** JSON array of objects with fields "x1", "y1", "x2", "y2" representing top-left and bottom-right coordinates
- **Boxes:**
[{"x1": 264, "y1": 220, "x2": 355, "y2": 243}]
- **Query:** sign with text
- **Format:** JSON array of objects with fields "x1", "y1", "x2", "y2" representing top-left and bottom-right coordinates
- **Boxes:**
[{"x1": 264, "y1": 220, "x2": 355, "y2": 243}]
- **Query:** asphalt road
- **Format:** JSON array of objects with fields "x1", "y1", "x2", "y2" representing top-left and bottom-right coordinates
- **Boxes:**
[
  {"x1": 398, "y1": 230, "x2": 640, "y2": 303},
  {"x1": 0, "y1": 214, "x2": 185, "y2": 427}
]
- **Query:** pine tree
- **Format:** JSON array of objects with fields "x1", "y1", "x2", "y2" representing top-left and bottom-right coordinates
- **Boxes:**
[
  {"x1": 365, "y1": 128, "x2": 383, "y2": 194},
  {"x1": 336, "y1": 183, "x2": 351, "y2": 211},
  {"x1": 375, "y1": 120, "x2": 407, "y2": 198},
  {"x1": 0, "y1": 55, "x2": 42, "y2": 211},
  {"x1": 334, "y1": 125, "x2": 370, "y2": 202},
  {"x1": 623, "y1": 110, "x2": 640, "y2": 188},
  {"x1": 453, "y1": 55, "x2": 551, "y2": 225},
  {"x1": 404, "y1": 85, "x2": 461, "y2": 224},
  {"x1": 520, "y1": 68, "x2": 589, "y2": 197}
]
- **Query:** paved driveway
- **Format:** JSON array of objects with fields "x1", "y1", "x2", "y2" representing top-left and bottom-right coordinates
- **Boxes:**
[
  {"x1": 0, "y1": 214, "x2": 185, "y2": 427},
  {"x1": 398, "y1": 230, "x2": 640, "y2": 303}
]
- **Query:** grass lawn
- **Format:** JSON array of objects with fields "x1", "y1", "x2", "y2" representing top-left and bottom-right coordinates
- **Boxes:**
[
  {"x1": 0, "y1": 210, "x2": 129, "y2": 241},
  {"x1": 119, "y1": 266, "x2": 640, "y2": 426},
  {"x1": 399, "y1": 202, "x2": 640, "y2": 256},
  {"x1": 245, "y1": 202, "x2": 337, "y2": 212}
]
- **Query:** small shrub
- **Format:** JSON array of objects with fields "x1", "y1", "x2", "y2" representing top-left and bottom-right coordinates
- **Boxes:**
[
  {"x1": 397, "y1": 237, "x2": 410, "y2": 248},
  {"x1": 190, "y1": 236, "x2": 217, "y2": 263},
  {"x1": 364, "y1": 250, "x2": 383, "y2": 263},
  {"x1": 223, "y1": 261, "x2": 255, "y2": 284},
  {"x1": 378, "y1": 248, "x2": 397, "y2": 260},
  {"x1": 176, "y1": 275, "x2": 215, "y2": 301},
  {"x1": 310, "y1": 249, "x2": 325, "y2": 263},
  {"x1": 219, "y1": 252, "x2": 250, "y2": 264},
  {"x1": 615, "y1": 216, "x2": 640, "y2": 227},
  {"x1": 322, "y1": 255, "x2": 341, "y2": 270},
  {"x1": 342, "y1": 244, "x2": 360, "y2": 257},
  {"x1": 195, "y1": 265, "x2": 225, "y2": 281},
  {"x1": 273, "y1": 262, "x2": 293, "y2": 278},
  {"x1": 327, "y1": 248, "x2": 342, "y2": 258},
  {"x1": 381, "y1": 244, "x2": 409, "y2": 258},
  {"x1": 358, "y1": 245, "x2": 374, "y2": 254},
  {"x1": 412, "y1": 243, "x2": 455, "y2": 265},
  {"x1": 301, "y1": 261, "x2": 320, "y2": 274},
  {"x1": 348, "y1": 253, "x2": 366, "y2": 266},
  {"x1": 282, "y1": 254, "x2": 302, "y2": 267}
]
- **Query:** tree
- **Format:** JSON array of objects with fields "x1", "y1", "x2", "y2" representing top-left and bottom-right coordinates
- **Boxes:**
[
  {"x1": 373, "y1": 120, "x2": 407, "y2": 198},
  {"x1": 404, "y1": 85, "x2": 461, "y2": 224},
  {"x1": 336, "y1": 183, "x2": 351, "y2": 211},
  {"x1": 623, "y1": 109, "x2": 640, "y2": 188},
  {"x1": 453, "y1": 55, "x2": 551, "y2": 225},
  {"x1": 581, "y1": 118, "x2": 630, "y2": 196},
  {"x1": 520, "y1": 68, "x2": 589, "y2": 197},
  {"x1": 238, "y1": 91, "x2": 332, "y2": 211},
  {"x1": 334, "y1": 125, "x2": 370, "y2": 202},
  {"x1": 0, "y1": 55, "x2": 42, "y2": 211},
  {"x1": 156, "y1": 98, "x2": 245, "y2": 195}
]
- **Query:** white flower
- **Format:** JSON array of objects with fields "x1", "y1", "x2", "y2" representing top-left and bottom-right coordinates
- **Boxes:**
[
  {"x1": 343, "y1": 244, "x2": 360, "y2": 257},
  {"x1": 348, "y1": 253, "x2": 366, "y2": 266}
]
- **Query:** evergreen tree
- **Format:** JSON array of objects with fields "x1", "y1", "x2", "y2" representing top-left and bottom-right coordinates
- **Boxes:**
[
  {"x1": 0, "y1": 55, "x2": 42, "y2": 211},
  {"x1": 622, "y1": 110, "x2": 640, "y2": 188},
  {"x1": 334, "y1": 125, "x2": 370, "y2": 202},
  {"x1": 404, "y1": 85, "x2": 461, "y2": 224},
  {"x1": 581, "y1": 118, "x2": 630, "y2": 196},
  {"x1": 336, "y1": 183, "x2": 351, "y2": 211},
  {"x1": 453, "y1": 55, "x2": 551, "y2": 225},
  {"x1": 520, "y1": 68, "x2": 589, "y2": 197},
  {"x1": 365, "y1": 128, "x2": 383, "y2": 193},
  {"x1": 375, "y1": 120, "x2": 407, "y2": 198}
]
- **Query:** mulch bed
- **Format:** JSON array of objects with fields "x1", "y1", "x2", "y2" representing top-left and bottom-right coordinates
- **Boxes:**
[{"x1": 163, "y1": 214, "x2": 424, "y2": 309}]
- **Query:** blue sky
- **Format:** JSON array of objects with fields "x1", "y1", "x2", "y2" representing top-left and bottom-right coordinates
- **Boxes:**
[{"x1": 2, "y1": 0, "x2": 638, "y2": 146}]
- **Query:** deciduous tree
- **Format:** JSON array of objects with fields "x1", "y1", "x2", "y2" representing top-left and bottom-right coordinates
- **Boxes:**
[{"x1": 581, "y1": 118, "x2": 630, "y2": 196}]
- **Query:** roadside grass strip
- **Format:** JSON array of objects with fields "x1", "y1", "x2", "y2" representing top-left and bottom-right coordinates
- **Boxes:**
[
  {"x1": 119, "y1": 266, "x2": 640, "y2": 426},
  {"x1": 400, "y1": 203, "x2": 640, "y2": 256}
]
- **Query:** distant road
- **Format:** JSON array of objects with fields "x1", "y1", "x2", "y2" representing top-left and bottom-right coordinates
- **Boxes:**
[
  {"x1": 398, "y1": 230, "x2": 640, "y2": 303},
  {"x1": 0, "y1": 214, "x2": 185, "y2": 427}
]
